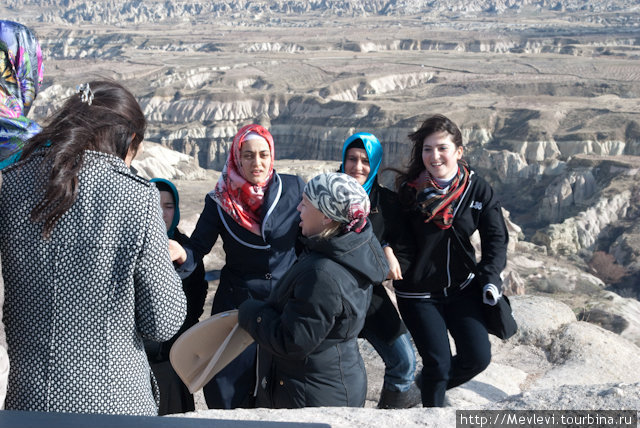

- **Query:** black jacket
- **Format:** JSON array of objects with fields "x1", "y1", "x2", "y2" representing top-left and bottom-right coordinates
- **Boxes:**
[
  {"x1": 146, "y1": 230, "x2": 208, "y2": 363},
  {"x1": 393, "y1": 171, "x2": 508, "y2": 296},
  {"x1": 361, "y1": 182, "x2": 409, "y2": 343},
  {"x1": 178, "y1": 173, "x2": 304, "y2": 314},
  {"x1": 238, "y1": 223, "x2": 389, "y2": 408}
]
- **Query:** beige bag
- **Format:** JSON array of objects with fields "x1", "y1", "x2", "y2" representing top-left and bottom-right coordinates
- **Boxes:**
[{"x1": 169, "y1": 309, "x2": 254, "y2": 393}]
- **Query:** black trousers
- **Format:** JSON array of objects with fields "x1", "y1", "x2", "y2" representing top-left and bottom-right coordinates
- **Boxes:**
[
  {"x1": 202, "y1": 343, "x2": 256, "y2": 409},
  {"x1": 149, "y1": 360, "x2": 195, "y2": 416},
  {"x1": 397, "y1": 286, "x2": 491, "y2": 407}
]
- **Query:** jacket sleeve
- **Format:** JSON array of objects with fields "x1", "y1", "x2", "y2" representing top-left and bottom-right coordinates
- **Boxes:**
[
  {"x1": 238, "y1": 268, "x2": 342, "y2": 360},
  {"x1": 293, "y1": 176, "x2": 305, "y2": 256},
  {"x1": 378, "y1": 186, "x2": 415, "y2": 275},
  {"x1": 477, "y1": 183, "x2": 509, "y2": 288},
  {"x1": 134, "y1": 187, "x2": 187, "y2": 342},
  {"x1": 175, "y1": 194, "x2": 221, "y2": 278}
]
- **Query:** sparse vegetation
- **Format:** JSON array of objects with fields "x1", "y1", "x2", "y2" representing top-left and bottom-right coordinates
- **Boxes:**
[{"x1": 589, "y1": 251, "x2": 627, "y2": 285}]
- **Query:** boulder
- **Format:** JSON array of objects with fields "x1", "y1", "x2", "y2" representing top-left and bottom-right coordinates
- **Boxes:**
[
  {"x1": 581, "y1": 291, "x2": 640, "y2": 347},
  {"x1": 132, "y1": 142, "x2": 207, "y2": 181},
  {"x1": 508, "y1": 295, "x2": 576, "y2": 348},
  {"x1": 531, "y1": 321, "x2": 640, "y2": 389}
]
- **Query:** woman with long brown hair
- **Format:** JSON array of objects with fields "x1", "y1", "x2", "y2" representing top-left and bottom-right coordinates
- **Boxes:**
[
  {"x1": 392, "y1": 114, "x2": 508, "y2": 407},
  {"x1": 0, "y1": 80, "x2": 186, "y2": 415}
]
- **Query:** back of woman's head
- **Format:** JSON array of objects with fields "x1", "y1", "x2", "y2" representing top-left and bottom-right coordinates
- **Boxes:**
[
  {"x1": 21, "y1": 80, "x2": 146, "y2": 238},
  {"x1": 23, "y1": 80, "x2": 145, "y2": 160}
]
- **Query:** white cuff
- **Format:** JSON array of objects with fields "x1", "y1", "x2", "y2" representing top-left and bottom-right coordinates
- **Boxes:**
[{"x1": 483, "y1": 283, "x2": 501, "y2": 306}]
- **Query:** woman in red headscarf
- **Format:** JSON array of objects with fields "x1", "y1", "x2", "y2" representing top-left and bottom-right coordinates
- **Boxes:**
[{"x1": 171, "y1": 124, "x2": 304, "y2": 409}]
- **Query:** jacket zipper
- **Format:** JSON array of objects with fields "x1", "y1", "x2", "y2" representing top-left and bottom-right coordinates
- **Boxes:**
[
  {"x1": 217, "y1": 173, "x2": 284, "y2": 250},
  {"x1": 261, "y1": 173, "x2": 283, "y2": 242},
  {"x1": 445, "y1": 171, "x2": 474, "y2": 293}
]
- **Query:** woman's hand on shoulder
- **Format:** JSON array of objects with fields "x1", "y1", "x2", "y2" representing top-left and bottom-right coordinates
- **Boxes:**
[{"x1": 168, "y1": 239, "x2": 187, "y2": 264}]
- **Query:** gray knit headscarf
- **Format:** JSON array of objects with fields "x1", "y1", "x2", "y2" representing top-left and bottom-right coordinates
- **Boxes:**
[{"x1": 303, "y1": 172, "x2": 370, "y2": 233}]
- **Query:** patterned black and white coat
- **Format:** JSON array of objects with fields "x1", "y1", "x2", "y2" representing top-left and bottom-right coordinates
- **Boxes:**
[{"x1": 0, "y1": 150, "x2": 186, "y2": 416}]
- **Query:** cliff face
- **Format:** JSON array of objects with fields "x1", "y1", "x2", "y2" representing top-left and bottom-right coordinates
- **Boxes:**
[
  {"x1": 8, "y1": 0, "x2": 640, "y2": 23},
  {"x1": 6, "y1": 0, "x2": 640, "y2": 345},
  {"x1": 3, "y1": 2, "x2": 640, "y2": 418},
  {"x1": 530, "y1": 157, "x2": 639, "y2": 255},
  {"x1": 7, "y1": 0, "x2": 639, "y2": 293}
]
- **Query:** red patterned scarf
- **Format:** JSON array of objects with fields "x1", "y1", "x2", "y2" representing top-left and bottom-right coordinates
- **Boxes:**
[
  {"x1": 408, "y1": 161, "x2": 470, "y2": 229},
  {"x1": 211, "y1": 124, "x2": 275, "y2": 235}
]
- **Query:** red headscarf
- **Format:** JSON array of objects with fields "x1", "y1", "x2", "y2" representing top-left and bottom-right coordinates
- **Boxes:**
[{"x1": 211, "y1": 124, "x2": 275, "y2": 235}]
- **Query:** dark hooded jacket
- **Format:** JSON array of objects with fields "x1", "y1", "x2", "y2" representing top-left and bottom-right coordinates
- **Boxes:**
[{"x1": 238, "y1": 223, "x2": 389, "y2": 408}]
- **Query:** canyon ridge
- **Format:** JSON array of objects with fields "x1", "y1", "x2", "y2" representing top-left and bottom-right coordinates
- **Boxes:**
[{"x1": 3, "y1": 0, "x2": 640, "y2": 425}]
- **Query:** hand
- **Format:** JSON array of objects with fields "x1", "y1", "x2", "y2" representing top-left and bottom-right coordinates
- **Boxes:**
[
  {"x1": 384, "y1": 246, "x2": 403, "y2": 280},
  {"x1": 483, "y1": 283, "x2": 501, "y2": 306},
  {"x1": 168, "y1": 239, "x2": 187, "y2": 264}
]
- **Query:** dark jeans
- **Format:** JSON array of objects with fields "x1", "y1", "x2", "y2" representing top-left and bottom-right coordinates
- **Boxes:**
[{"x1": 397, "y1": 287, "x2": 491, "y2": 407}]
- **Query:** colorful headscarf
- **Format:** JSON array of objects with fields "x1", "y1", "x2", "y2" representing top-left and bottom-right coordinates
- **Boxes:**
[
  {"x1": 408, "y1": 160, "x2": 470, "y2": 229},
  {"x1": 211, "y1": 124, "x2": 275, "y2": 235},
  {"x1": 150, "y1": 178, "x2": 180, "y2": 239},
  {"x1": 0, "y1": 20, "x2": 44, "y2": 169},
  {"x1": 340, "y1": 132, "x2": 383, "y2": 195},
  {"x1": 304, "y1": 172, "x2": 370, "y2": 233}
]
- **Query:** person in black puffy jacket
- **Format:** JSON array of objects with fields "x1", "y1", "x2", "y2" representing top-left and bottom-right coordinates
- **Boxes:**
[
  {"x1": 392, "y1": 114, "x2": 508, "y2": 407},
  {"x1": 238, "y1": 172, "x2": 389, "y2": 408}
]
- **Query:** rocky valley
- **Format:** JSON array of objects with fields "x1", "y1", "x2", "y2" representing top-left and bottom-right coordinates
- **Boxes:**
[{"x1": 3, "y1": 0, "x2": 640, "y2": 424}]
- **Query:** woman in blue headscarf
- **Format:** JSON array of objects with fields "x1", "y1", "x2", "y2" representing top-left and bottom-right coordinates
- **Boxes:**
[
  {"x1": 340, "y1": 132, "x2": 421, "y2": 408},
  {"x1": 0, "y1": 20, "x2": 44, "y2": 169}
]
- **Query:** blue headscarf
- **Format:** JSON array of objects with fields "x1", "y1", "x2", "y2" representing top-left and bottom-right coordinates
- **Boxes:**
[
  {"x1": 0, "y1": 20, "x2": 44, "y2": 169},
  {"x1": 150, "y1": 178, "x2": 180, "y2": 239},
  {"x1": 340, "y1": 132, "x2": 383, "y2": 195}
]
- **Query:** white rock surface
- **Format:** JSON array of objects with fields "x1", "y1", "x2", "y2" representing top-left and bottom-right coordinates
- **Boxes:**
[
  {"x1": 167, "y1": 295, "x2": 640, "y2": 426},
  {"x1": 132, "y1": 142, "x2": 207, "y2": 181}
]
